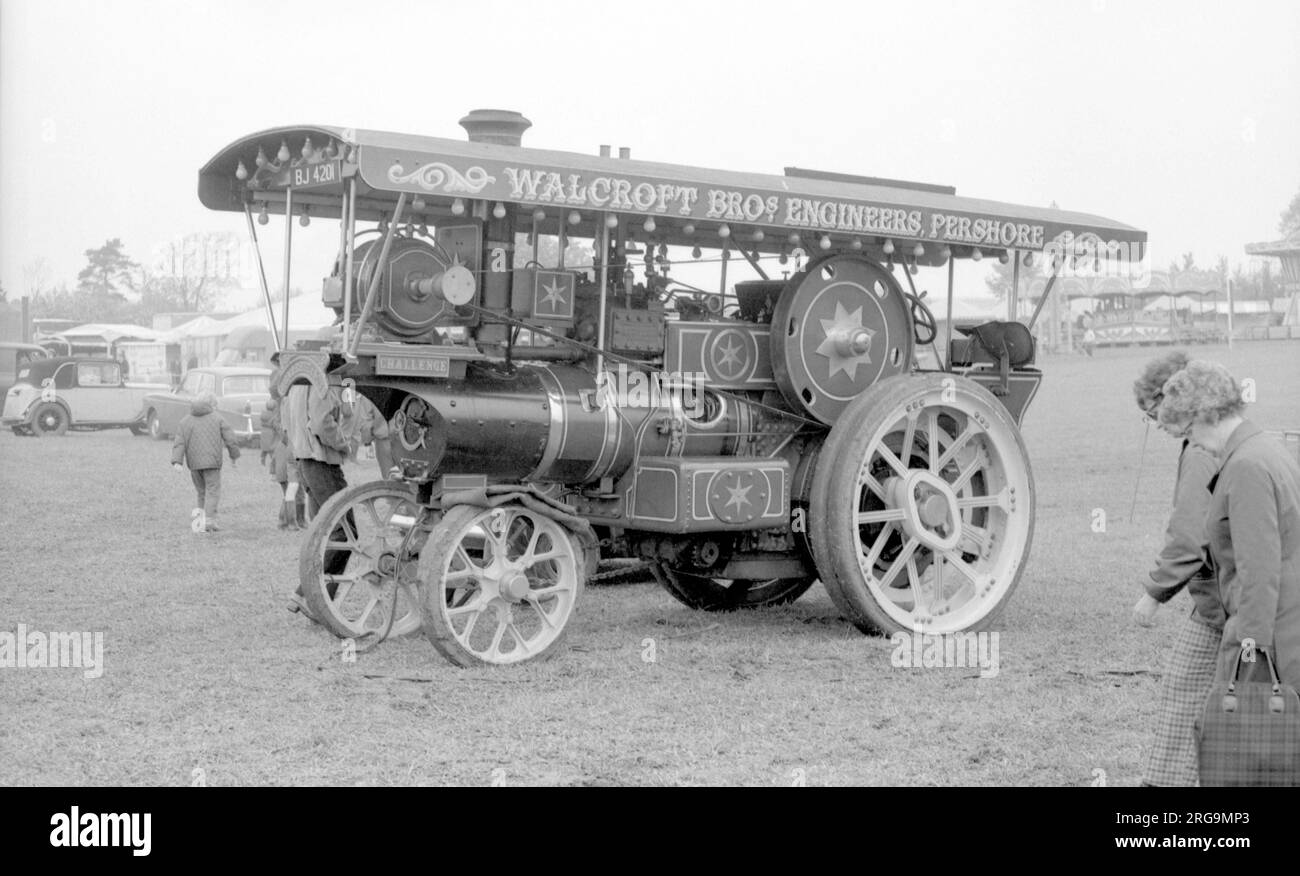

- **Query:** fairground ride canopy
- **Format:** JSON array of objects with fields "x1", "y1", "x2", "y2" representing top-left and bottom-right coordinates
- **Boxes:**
[{"x1": 199, "y1": 124, "x2": 1146, "y2": 269}]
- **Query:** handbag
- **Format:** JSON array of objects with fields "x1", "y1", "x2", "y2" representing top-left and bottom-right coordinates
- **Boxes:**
[{"x1": 1195, "y1": 647, "x2": 1300, "y2": 786}]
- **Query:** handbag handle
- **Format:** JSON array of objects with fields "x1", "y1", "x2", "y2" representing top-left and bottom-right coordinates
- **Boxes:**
[{"x1": 1222, "y1": 645, "x2": 1286, "y2": 714}]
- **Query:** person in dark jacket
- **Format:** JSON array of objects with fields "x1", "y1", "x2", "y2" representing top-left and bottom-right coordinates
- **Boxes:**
[
  {"x1": 1160, "y1": 362, "x2": 1300, "y2": 693},
  {"x1": 283, "y1": 376, "x2": 356, "y2": 616},
  {"x1": 171, "y1": 391, "x2": 241, "y2": 533},
  {"x1": 1131, "y1": 353, "x2": 1224, "y2": 786}
]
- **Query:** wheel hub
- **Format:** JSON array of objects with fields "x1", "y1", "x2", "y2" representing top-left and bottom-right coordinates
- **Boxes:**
[
  {"x1": 891, "y1": 470, "x2": 961, "y2": 552},
  {"x1": 375, "y1": 552, "x2": 399, "y2": 577},
  {"x1": 500, "y1": 568, "x2": 531, "y2": 602}
]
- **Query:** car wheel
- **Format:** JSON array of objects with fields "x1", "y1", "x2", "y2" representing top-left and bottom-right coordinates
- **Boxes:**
[
  {"x1": 31, "y1": 403, "x2": 69, "y2": 437},
  {"x1": 148, "y1": 411, "x2": 166, "y2": 440},
  {"x1": 128, "y1": 421, "x2": 149, "y2": 437}
]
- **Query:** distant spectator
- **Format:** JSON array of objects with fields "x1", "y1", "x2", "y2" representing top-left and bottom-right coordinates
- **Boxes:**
[
  {"x1": 171, "y1": 391, "x2": 240, "y2": 533},
  {"x1": 260, "y1": 397, "x2": 304, "y2": 530}
]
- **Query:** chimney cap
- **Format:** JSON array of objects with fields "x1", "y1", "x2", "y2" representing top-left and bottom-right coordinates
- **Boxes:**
[{"x1": 459, "y1": 109, "x2": 532, "y2": 146}]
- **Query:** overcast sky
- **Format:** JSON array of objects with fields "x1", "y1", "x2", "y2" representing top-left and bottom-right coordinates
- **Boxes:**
[{"x1": 2, "y1": 0, "x2": 1297, "y2": 310}]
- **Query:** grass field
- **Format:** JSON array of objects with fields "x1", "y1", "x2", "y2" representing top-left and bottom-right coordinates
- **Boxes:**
[{"x1": 2, "y1": 341, "x2": 1297, "y2": 786}]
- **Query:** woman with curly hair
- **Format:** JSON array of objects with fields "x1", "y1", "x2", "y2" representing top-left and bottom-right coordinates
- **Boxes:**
[
  {"x1": 1159, "y1": 361, "x2": 1300, "y2": 696},
  {"x1": 1132, "y1": 352, "x2": 1224, "y2": 786}
]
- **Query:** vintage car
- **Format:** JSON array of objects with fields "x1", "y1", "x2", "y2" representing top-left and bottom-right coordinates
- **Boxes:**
[
  {"x1": 0, "y1": 342, "x2": 50, "y2": 397},
  {"x1": 3, "y1": 356, "x2": 166, "y2": 436},
  {"x1": 142, "y1": 365, "x2": 271, "y2": 443}
]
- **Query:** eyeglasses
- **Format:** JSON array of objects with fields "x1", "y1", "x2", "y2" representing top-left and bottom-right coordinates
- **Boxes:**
[{"x1": 1141, "y1": 397, "x2": 1162, "y2": 423}]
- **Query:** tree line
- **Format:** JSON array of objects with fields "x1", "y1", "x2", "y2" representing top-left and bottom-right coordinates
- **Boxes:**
[{"x1": 9, "y1": 233, "x2": 243, "y2": 323}]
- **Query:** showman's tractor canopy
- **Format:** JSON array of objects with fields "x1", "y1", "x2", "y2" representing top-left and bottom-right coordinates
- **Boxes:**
[{"x1": 200, "y1": 109, "x2": 1146, "y2": 667}]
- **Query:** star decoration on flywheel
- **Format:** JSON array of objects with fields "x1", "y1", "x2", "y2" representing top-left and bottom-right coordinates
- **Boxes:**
[
  {"x1": 539, "y1": 279, "x2": 568, "y2": 310},
  {"x1": 815, "y1": 301, "x2": 875, "y2": 381},
  {"x1": 723, "y1": 478, "x2": 754, "y2": 514}
]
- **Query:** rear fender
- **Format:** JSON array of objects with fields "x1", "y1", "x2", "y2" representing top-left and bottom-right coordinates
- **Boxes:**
[{"x1": 961, "y1": 367, "x2": 1042, "y2": 426}]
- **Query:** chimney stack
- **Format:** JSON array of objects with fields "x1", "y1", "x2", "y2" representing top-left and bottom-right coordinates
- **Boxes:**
[{"x1": 459, "y1": 109, "x2": 531, "y2": 146}]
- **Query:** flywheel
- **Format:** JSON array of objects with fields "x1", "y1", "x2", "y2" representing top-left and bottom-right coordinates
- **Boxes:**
[{"x1": 770, "y1": 253, "x2": 914, "y2": 424}]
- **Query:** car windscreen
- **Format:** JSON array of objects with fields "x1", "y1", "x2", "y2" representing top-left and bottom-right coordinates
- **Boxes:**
[{"x1": 222, "y1": 375, "x2": 269, "y2": 395}]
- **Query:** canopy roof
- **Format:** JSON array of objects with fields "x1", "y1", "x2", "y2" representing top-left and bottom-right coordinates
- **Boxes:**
[
  {"x1": 56, "y1": 323, "x2": 161, "y2": 344},
  {"x1": 199, "y1": 123, "x2": 1146, "y2": 266}
]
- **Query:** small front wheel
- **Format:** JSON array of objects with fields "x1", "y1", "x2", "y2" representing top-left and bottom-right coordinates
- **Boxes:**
[{"x1": 298, "y1": 480, "x2": 427, "y2": 640}]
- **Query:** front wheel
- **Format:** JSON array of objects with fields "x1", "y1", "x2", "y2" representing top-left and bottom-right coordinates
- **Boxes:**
[
  {"x1": 809, "y1": 372, "x2": 1034, "y2": 635},
  {"x1": 417, "y1": 504, "x2": 584, "y2": 667},
  {"x1": 298, "y1": 480, "x2": 427, "y2": 640},
  {"x1": 148, "y1": 411, "x2": 166, "y2": 440}
]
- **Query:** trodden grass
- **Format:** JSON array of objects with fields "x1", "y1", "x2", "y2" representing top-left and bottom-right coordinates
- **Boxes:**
[{"x1": 0, "y1": 341, "x2": 1297, "y2": 786}]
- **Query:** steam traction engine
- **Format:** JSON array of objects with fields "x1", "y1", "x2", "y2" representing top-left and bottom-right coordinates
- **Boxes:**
[{"x1": 199, "y1": 110, "x2": 1146, "y2": 666}]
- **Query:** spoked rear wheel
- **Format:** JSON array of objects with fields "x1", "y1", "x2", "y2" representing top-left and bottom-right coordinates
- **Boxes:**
[
  {"x1": 417, "y1": 504, "x2": 584, "y2": 667},
  {"x1": 810, "y1": 373, "x2": 1034, "y2": 634},
  {"x1": 652, "y1": 565, "x2": 815, "y2": 610},
  {"x1": 298, "y1": 480, "x2": 427, "y2": 640}
]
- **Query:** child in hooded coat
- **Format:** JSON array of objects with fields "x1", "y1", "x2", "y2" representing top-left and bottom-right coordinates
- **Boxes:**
[{"x1": 171, "y1": 391, "x2": 241, "y2": 532}]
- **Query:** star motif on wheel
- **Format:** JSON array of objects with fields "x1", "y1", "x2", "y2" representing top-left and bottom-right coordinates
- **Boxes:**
[
  {"x1": 711, "y1": 335, "x2": 748, "y2": 380},
  {"x1": 814, "y1": 301, "x2": 875, "y2": 381},
  {"x1": 539, "y1": 279, "x2": 567, "y2": 312}
]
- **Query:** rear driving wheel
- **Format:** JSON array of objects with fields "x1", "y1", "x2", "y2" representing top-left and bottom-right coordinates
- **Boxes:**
[
  {"x1": 31, "y1": 403, "x2": 68, "y2": 437},
  {"x1": 810, "y1": 372, "x2": 1034, "y2": 634}
]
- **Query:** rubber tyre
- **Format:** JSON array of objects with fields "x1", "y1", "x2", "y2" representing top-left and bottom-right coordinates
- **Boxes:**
[
  {"x1": 30, "y1": 403, "x2": 69, "y2": 437},
  {"x1": 298, "y1": 480, "x2": 426, "y2": 640},
  {"x1": 148, "y1": 411, "x2": 167, "y2": 440},
  {"x1": 809, "y1": 372, "x2": 1034, "y2": 635}
]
